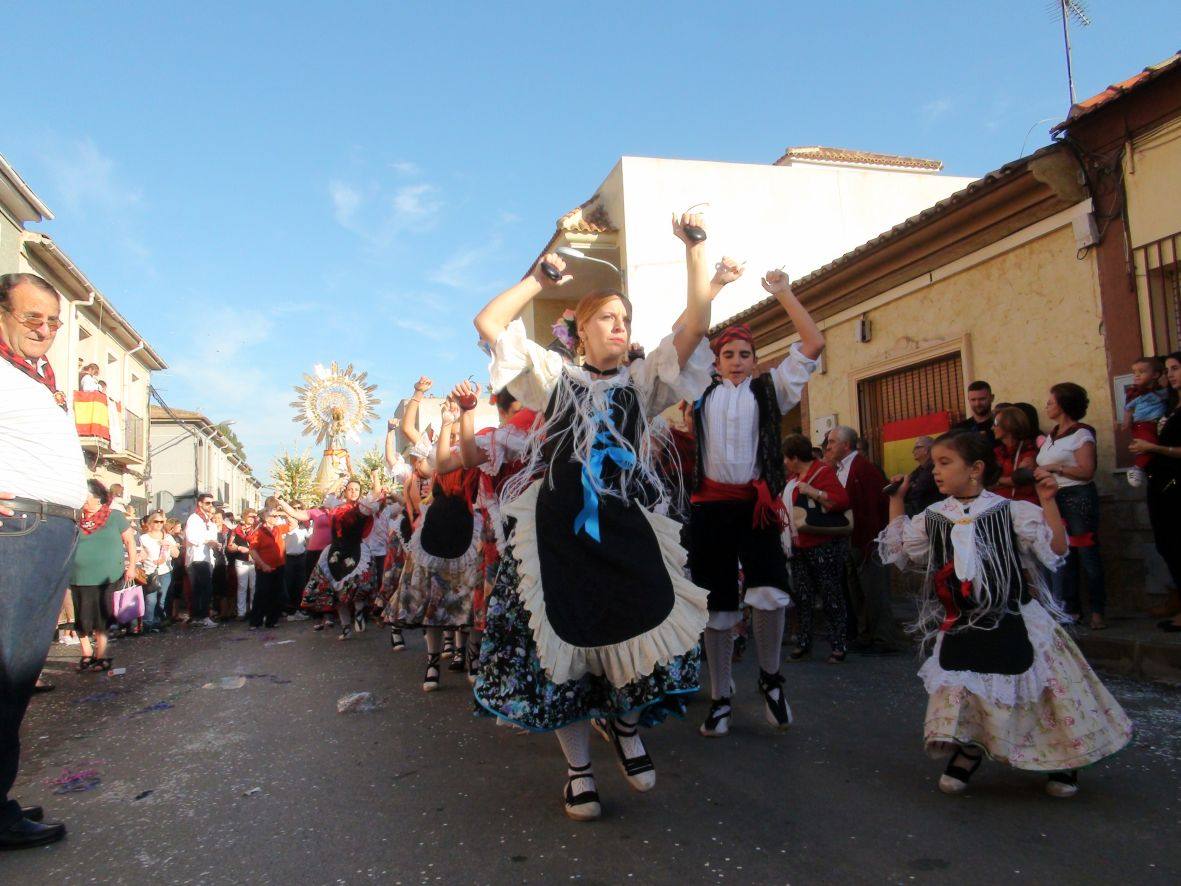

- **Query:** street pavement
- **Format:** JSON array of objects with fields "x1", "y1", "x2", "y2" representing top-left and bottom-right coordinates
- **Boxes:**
[{"x1": 4, "y1": 619, "x2": 1179, "y2": 885}]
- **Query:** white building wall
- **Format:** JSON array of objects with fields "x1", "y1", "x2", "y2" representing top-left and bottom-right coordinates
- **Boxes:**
[{"x1": 599, "y1": 156, "x2": 975, "y2": 347}]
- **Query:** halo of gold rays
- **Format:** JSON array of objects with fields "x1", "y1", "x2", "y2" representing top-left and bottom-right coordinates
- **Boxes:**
[{"x1": 290, "y1": 361, "x2": 380, "y2": 445}]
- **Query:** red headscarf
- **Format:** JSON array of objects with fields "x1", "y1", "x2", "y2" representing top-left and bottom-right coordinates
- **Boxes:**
[{"x1": 711, "y1": 324, "x2": 755, "y2": 357}]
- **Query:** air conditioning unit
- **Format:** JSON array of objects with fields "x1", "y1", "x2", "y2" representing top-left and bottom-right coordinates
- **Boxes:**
[{"x1": 855, "y1": 314, "x2": 872, "y2": 343}]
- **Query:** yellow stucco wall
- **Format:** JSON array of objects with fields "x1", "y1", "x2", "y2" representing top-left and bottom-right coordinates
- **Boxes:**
[
  {"x1": 804, "y1": 223, "x2": 1118, "y2": 486},
  {"x1": 1125, "y1": 117, "x2": 1181, "y2": 248}
]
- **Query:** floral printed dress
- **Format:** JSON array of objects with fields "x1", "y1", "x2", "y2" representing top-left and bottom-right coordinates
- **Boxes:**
[
  {"x1": 473, "y1": 320, "x2": 714, "y2": 732},
  {"x1": 879, "y1": 491, "x2": 1132, "y2": 771}
]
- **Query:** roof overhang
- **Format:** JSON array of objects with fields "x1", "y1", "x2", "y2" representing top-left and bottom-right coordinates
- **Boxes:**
[
  {"x1": 22, "y1": 232, "x2": 168, "y2": 370},
  {"x1": 713, "y1": 143, "x2": 1085, "y2": 344},
  {"x1": 0, "y1": 152, "x2": 53, "y2": 224}
]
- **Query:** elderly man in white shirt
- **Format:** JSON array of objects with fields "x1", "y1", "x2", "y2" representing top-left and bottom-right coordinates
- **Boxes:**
[
  {"x1": 687, "y1": 268, "x2": 825, "y2": 739},
  {"x1": 184, "y1": 493, "x2": 222, "y2": 627},
  {"x1": 0, "y1": 273, "x2": 86, "y2": 849}
]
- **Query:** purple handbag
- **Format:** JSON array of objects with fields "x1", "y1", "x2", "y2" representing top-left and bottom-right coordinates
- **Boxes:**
[{"x1": 113, "y1": 582, "x2": 146, "y2": 623}]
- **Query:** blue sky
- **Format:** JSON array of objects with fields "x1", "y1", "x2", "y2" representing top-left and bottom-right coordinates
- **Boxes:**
[{"x1": 6, "y1": 1, "x2": 1176, "y2": 482}]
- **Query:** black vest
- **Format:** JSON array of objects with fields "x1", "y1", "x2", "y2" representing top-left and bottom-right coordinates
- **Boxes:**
[{"x1": 692, "y1": 374, "x2": 786, "y2": 498}]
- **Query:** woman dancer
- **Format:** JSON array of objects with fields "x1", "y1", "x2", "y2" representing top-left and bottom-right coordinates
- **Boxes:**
[
  {"x1": 278, "y1": 480, "x2": 382, "y2": 639},
  {"x1": 879, "y1": 432, "x2": 1132, "y2": 797},
  {"x1": 394, "y1": 395, "x2": 483, "y2": 690},
  {"x1": 472, "y1": 212, "x2": 714, "y2": 821}
]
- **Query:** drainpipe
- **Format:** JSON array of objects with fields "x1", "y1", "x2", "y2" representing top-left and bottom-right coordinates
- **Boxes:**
[
  {"x1": 123, "y1": 340, "x2": 146, "y2": 499},
  {"x1": 66, "y1": 291, "x2": 97, "y2": 409}
]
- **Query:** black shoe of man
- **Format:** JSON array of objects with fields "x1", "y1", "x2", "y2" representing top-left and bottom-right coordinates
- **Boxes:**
[
  {"x1": 21, "y1": 805, "x2": 43, "y2": 822},
  {"x1": 0, "y1": 816, "x2": 66, "y2": 850}
]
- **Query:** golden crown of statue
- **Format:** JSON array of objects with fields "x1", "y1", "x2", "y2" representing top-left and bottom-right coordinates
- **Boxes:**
[{"x1": 290, "y1": 362, "x2": 380, "y2": 445}]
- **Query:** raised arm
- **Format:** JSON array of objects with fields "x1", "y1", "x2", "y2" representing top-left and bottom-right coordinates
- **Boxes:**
[
  {"x1": 275, "y1": 499, "x2": 312, "y2": 523},
  {"x1": 760, "y1": 271, "x2": 824, "y2": 360},
  {"x1": 401, "y1": 377, "x2": 432, "y2": 447},
  {"x1": 475, "y1": 254, "x2": 571, "y2": 346},
  {"x1": 434, "y1": 398, "x2": 465, "y2": 474},
  {"x1": 452, "y1": 381, "x2": 489, "y2": 469},
  {"x1": 670, "y1": 212, "x2": 713, "y2": 366},
  {"x1": 384, "y1": 417, "x2": 401, "y2": 467}
]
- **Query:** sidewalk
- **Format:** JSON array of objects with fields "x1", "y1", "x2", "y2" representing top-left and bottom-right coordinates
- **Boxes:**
[{"x1": 1073, "y1": 614, "x2": 1181, "y2": 685}]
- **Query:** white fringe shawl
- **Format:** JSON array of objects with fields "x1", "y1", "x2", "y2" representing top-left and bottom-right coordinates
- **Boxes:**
[{"x1": 501, "y1": 479, "x2": 709, "y2": 688}]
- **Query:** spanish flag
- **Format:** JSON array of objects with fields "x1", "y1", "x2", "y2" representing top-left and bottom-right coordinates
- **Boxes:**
[
  {"x1": 74, "y1": 390, "x2": 112, "y2": 441},
  {"x1": 880, "y1": 412, "x2": 951, "y2": 479}
]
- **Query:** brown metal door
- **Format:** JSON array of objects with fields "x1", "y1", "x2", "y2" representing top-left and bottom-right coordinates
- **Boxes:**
[{"x1": 857, "y1": 353, "x2": 965, "y2": 466}]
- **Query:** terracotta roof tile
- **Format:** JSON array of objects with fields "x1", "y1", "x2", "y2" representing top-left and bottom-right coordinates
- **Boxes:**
[
  {"x1": 774, "y1": 146, "x2": 943, "y2": 172},
  {"x1": 1053, "y1": 51, "x2": 1181, "y2": 132},
  {"x1": 557, "y1": 197, "x2": 616, "y2": 233}
]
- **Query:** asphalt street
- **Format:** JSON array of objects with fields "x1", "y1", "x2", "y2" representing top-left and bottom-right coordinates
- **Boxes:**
[{"x1": 3, "y1": 619, "x2": 1179, "y2": 885}]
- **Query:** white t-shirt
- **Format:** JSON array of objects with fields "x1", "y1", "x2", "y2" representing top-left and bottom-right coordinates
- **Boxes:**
[
  {"x1": 80, "y1": 374, "x2": 101, "y2": 392},
  {"x1": 184, "y1": 511, "x2": 220, "y2": 563},
  {"x1": 140, "y1": 532, "x2": 178, "y2": 575},
  {"x1": 1036, "y1": 425, "x2": 1096, "y2": 488},
  {"x1": 284, "y1": 523, "x2": 312, "y2": 555},
  {"x1": 0, "y1": 361, "x2": 87, "y2": 509}
]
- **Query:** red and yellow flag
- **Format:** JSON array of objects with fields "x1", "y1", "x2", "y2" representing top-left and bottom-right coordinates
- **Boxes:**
[
  {"x1": 74, "y1": 390, "x2": 111, "y2": 441},
  {"x1": 880, "y1": 412, "x2": 951, "y2": 479}
]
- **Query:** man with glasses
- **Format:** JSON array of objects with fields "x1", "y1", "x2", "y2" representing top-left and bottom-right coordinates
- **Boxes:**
[
  {"x1": 903, "y1": 436, "x2": 943, "y2": 517},
  {"x1": 184, "y1": 493, "x2": 222, "y2": 627},
  {"x1": 0, "y1": 273, "x2": 85, "y2": 848}
]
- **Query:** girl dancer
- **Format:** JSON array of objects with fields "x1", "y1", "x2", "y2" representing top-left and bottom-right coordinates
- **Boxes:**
[
  {"x1": 688, "y1": 268, "x2": 825, "y2": 736},
  {"x1": 879, "y1": 432, "x2": 1132, "y2": 797},
  {"x1": 472, "y1": 212, "x2": 714, "y2": 822},
  {"x1": 394, "y1": 395, "x2": 483, "y2": 691},
  {"x1": 278, "y1": 480, "x2": 382, "y2": 640}
]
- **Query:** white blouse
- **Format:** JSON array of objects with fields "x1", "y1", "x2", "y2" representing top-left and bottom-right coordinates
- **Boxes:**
[
  {"x1": 488, "y1": 319, "x2": 714, "y2": 419},
  {"x1": 139, "y1": 532, "x2": 178, "y2": 576},
  {"x1": 1036, "y1": 425, "x2": 1095, "y2": 488},
  {"x1": 878, "y1": 491, "x2": 1063, "y2": 584},
  {"x1": 700, "y1": 344, "x2": 818, "y2": 485}
]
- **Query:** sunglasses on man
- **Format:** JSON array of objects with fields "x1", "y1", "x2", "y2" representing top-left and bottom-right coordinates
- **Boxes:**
[{"x1": 1, "y1": 307, "x2": 63, "y2": 330}]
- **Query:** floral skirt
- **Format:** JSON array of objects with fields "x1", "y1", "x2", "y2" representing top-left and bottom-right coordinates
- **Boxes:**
[
  {"x1": 377, "y1": 535, "x2": 408, "y2": 621},
  {"x1": 471, "y1": 530, "x2": 499, "y2": 633},
  {"x1": 393, "y1": 551, "x2": 479, "y2": 629},
  {"x1": 922, "y1": 602, "x2": 1132, "y2": 771},
  {"x1": 301, "y1": 555, "x2": 376, "y2": 613},
  {"x1": 473, "y1": 542, "x2": 702, "y2": 732}
]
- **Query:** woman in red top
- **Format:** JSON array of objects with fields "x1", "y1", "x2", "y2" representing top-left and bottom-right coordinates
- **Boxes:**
[
  {"x1": 782, "y1": 433, "x2": 852, "y2": 663},
  {"x1": 992, "y1": 406, "x2": 1039, "y2": 504}
]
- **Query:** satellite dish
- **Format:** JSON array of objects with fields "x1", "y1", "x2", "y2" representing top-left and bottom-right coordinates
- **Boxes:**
[{"x1": 155, "y1": 491, "x2": 176, "y2": 514}]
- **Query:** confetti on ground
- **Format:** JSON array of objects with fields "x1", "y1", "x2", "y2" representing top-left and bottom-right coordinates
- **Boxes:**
[
  {"x1": 49, "y1": 768, "x2": 102, "y2": 794},
  {"x1": 243, "y1": 787, "x2": 262, "y2": 797},
  {"x1": 134, "y1": 790, "x2": 154, "y2": 801},
  {"x1": 134, "y1": 701, "x2": 174, "y2": 715},
  {"x1": 202, "y1": 676, "x2": 247, "y2": 690},
  {"x1": 75, "y1": 690, "x2": 123, "y2": 705},
  {"x1": 264, "y1": 639, "x2": 295, "y2": 647},
  {"x1": 337, "y1": 691, "x2": 379, "y2": 713},
  {"x1": 107, "y1": 668, "x2": 127, "y2": 677}
]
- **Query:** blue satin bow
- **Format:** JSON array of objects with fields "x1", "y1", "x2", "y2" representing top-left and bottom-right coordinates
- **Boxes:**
[{"x1": 573, "y1": 392, "x2": 636, "y2": 543}]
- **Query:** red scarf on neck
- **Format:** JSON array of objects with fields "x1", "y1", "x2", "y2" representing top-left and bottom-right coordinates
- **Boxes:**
[
  {"x1": 0, "y1": 340, "x2": 67, "y2": 410},
  {"x1": 79, "y1": 504, "x2": 113, "y2": 535}
]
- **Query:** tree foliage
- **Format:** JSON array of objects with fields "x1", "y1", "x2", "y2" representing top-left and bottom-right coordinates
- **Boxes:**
[{"x1": 270, "y1": 450, "x2": 316, "y2": 503}]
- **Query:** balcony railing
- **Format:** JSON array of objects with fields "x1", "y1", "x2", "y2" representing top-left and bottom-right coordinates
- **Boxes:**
[{"x1": 73, "y1": 391, "x2": 145, "y2": 463}]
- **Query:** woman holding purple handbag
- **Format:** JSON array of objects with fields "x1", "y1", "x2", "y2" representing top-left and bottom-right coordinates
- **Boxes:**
[{"x1": 70, "y1": 479, "x2": 137, "y2": 672}]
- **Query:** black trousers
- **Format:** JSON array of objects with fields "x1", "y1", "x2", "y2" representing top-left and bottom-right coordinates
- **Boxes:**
[
  {"x1": 688, "y1": 499, "x2": 791, "y2": 612},
  {"x1": 250, "y1": 568, "x2": 285, "y2": 628},
  {"x1": 0, "y1": 513, "x2": 77, "y2": 828},
  {"x1": 283, "y1": 552, "x2": 307, "y2": 612},
  {"x1": 187, "y1": 561, "x2": 213, "y2": 619},
  {"x1": 1148, "y1": 482, "x2": 1181, "y2": 589}
]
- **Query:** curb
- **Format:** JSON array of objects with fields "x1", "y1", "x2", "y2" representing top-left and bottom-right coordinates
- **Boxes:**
[{"x1": 1077, "y1": 633, "x2": 1181, "y2": 685}]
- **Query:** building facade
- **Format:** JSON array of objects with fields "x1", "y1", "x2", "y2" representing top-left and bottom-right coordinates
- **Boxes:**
[
  {"x1": 518, "y1": 147, "x2": 976, "y2": 350},
  {"x1": 710, "y1": 54, "x2": 1181, "y2": 613},
  {"x1": 2, "y1": 153, "x2": 167, "y2": 515},
  {"x1": 148, "y1": 406, "x2": 262, "y2": 520}
]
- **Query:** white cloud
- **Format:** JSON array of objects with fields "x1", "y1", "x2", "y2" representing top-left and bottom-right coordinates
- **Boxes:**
[
  {"x1": 429, "y1": 239, "x2": 503, "y2": 290},
  {"x1": 392, "y1": 316, "x2": 454, "y2": 341},
  {"x1": 390, "y1": 161, "x2": 421, "y2": 176},
  {"x1": 38, "y1": 136, "x2": 144, "y2": 216},
  {"x1": 390, "y1": 183, "x2": 440, "y2": 221},
  {"x1": 920, "y1": 98, "x2": 953, "y2": 125},
  {"x1": 329, "y1": 180, "x2": 363, "y2": 227}
]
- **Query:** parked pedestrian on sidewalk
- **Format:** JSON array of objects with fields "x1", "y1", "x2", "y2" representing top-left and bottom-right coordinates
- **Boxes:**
[
  {"x1": 1132, "y1": 352, "x2": 1181, "y2": 632},
  {"x1": 139, "y1": 509, "x2": 179, "y2": 632},
  {"x1": 228, "y1": 509, "x2": 257, "y2": 618},
  {"x1": 1035, "y1": 383, "x2": 1105, "y2": 629},
  {"x1": 184, "y1": 493, "x2": 221, "y2": 627},
  {"x1": 248, "y1": 508, "x2": 290, "y2": 630},
  {"x1": 283, "y1": 507, "x2": 312, "y2": 619},
  {"x1": 0, "y1": 272, "x2": 87, "y2": 849},
  {"x1": 71, "y1": 479, "x2": 137, "y2": 671}
]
